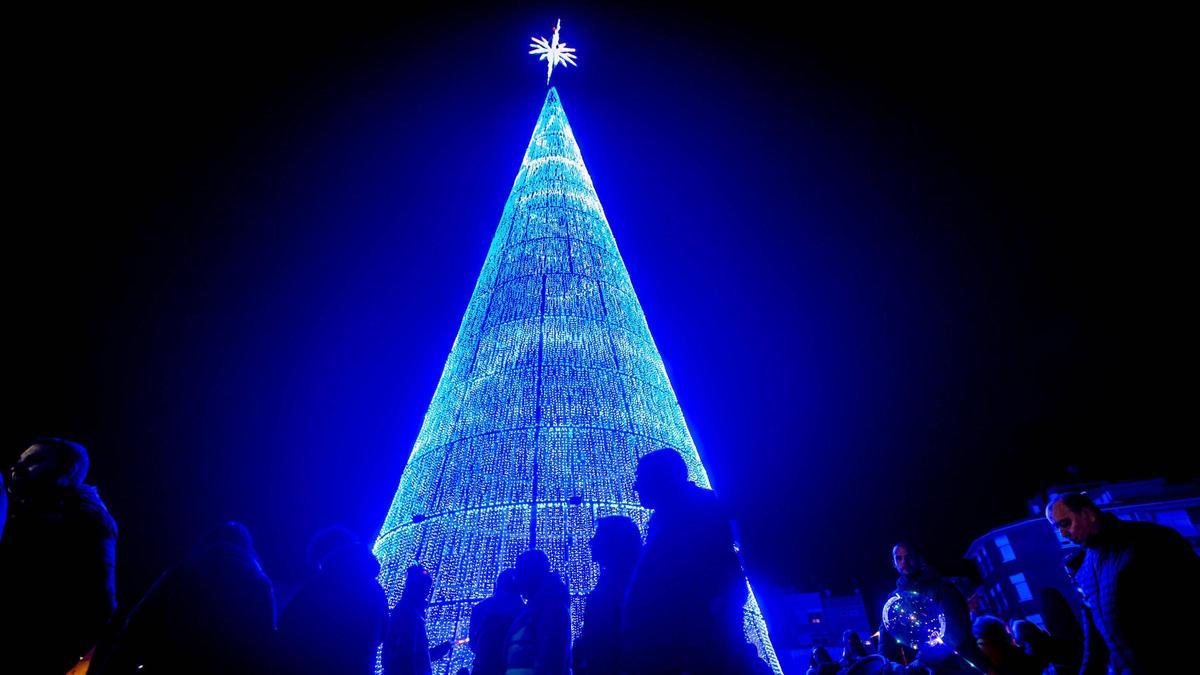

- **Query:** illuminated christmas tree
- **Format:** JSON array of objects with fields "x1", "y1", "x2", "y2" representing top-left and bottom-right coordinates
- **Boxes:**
[{"x1": 374, "y1": 87, "x2": 782, "y2": 674}]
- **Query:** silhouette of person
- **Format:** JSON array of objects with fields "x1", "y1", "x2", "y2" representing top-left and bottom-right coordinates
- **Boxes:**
[
  {"x1": 1008, "y1": 620, "x2": 1052, "y2": 672},
  {"x1": 805, "y1": 645, "x2": 839, "y2": 675},
  {"x1": 971, "y1": 616, "x2": 1043, "y2": 675},
  {"x1": 89, "y1": 521, "x2": 277, "y2": 675},
  {"x1": 1047, "y1": 492, "x2": 1200, "y2": 673},
  {"x1": 384, "y1": 564, "x2": 453, "y2": 675},
  {"x1": 0, "y1": 438, "x2": 118, "y2": 674},
  {"x1": 839, "y1": 630, "x2": 869, "y2": 670},
  {"x1": 1037, "y1": 587, "x2": 1083, "y2": 672},
  {"x1": 280, "y1": 527, "x2": 389, "y2": 675},
  {"x1": 505, "y1": 549, "x2": 570, "y2": 675},
  {"x1": 621, "y1": 448, "x2": 749, "y2": 675},
  {"x1": 470, "y1": 568, "x2": 525, "y2": 675},
  {"x1": 573, "y1": 515, "x2": 642, "y2": 675}
]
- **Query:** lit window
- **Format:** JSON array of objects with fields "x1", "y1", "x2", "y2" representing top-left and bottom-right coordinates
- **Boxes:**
[
  {"x1": 1009, "y1": 573, "x2": 1033, "y2": 603},
  {"x1": 994, "y1": 535, "x2": 1016, "y2": 562},
  {"x1": 1026, "y1": 614, "x2": 1046, "y2": 631},
  {"x1": 975, "y1": 550, "x2": 992, "y2": 576},
  {"x1": 992, "y1": 583, "x2": 1008, "y2": 611}
]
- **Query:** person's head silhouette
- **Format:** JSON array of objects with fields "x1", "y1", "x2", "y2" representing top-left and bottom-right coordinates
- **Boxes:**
[
  {"x1": 589, "y1": 515, "x2": 642, "y2": 568},
  {"x1": 403, "y1": 564, "x2": 434, "y2": 603},
  {"x1": 633, "y1": 448, "x2": 688, "y2": 509},
  {"x1": 514, "y1": 549, "x2": 551, "y2": 598},
  {"x1": 9, "y1": 437, "x2": 89, "y2": 501},
  {"x1": 494, "y1": 568, "x2": 520, "y2": 596},
  {"x1": 305, "y1": 525, "x2": 358, "y2": 571}
]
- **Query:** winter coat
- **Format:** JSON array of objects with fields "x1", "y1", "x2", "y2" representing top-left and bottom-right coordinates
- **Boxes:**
[
  {"x1": 0, "y1": 484, "x2": 117, "y2": 674},
  {"x1": 1069, "y1": 513, "x2": 1200, "y2": 674},
  {"x1": 89, "y1": 541, "x2": 277, "y2": 675},
  {"x1": 279, "y1": 544, "x2": 389, "y2": 675},
  {"x1": 470, "y1": 591, "x2": 525, "y2": 675},
  {"x1": 621, "y1": 482, "x2": 749, "y2": 674},
  {"x1": 573, "y1": 564, "x2": 633, "y2": 675},
  {"x1": 505, "y1": 572, "x2": 570, "y2": 675}
]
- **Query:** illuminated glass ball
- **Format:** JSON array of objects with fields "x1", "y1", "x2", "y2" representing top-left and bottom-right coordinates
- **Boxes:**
[{"x1": 882, "y1": 590, "x2": 946, "y2": 649}]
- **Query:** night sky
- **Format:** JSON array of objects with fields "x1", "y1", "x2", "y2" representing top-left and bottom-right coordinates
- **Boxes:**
[{"x1": 10, "y1": 6, "x2": 1191, "y2": 620}]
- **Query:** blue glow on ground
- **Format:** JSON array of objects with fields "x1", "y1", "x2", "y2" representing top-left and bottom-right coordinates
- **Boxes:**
[{"x1": 374, "y1": 88, "x2": 782, "y2": 674}]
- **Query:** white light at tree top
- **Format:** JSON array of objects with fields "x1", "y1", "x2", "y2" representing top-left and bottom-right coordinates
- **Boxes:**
[{"x1": 529, "y1": 19, "x2": 577, "y2": 85}]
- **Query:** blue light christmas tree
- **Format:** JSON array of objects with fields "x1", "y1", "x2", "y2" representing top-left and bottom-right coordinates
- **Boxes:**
[{"x1": 374, "y1": 88, "x2": 782, "y2": 674}]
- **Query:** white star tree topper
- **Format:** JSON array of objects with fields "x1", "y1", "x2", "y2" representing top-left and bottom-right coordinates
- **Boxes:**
[{"x1": 529, "y1": 19, "x2": 577, "y2": 85}]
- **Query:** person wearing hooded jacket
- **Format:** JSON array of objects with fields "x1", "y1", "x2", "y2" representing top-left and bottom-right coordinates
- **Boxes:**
[
  {"x1": 279, "y1": 530, "x2": 389, "y2": 675},
  {"x1": 88, "y1": 521, "x2": 277, "y2": 675},
  {"x1": 1, "y1": 438, "x2": 117, "y2": 675}
]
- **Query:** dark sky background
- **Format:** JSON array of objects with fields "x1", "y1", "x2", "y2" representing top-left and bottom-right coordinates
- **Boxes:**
[{"x1": 9, "y1": 5, "x2": 1192, "y2": 621}]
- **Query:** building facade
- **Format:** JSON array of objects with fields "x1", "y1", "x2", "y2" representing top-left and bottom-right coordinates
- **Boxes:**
[
  {"x1": 766, "y1": 589, "x2": 872, "y2": 674},
  {"x1": 965, "y1": 479, "x2": 1200, "y2": 629}
]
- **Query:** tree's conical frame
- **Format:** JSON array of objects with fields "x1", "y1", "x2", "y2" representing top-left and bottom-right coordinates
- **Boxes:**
[{"x1": 375, "y1": 88, "x2": 782, "y2": 674}]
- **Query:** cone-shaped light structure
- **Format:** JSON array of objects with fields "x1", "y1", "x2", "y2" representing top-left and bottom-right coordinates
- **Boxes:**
[{"x1": 375, "y1": 88, "x2": 782, "y2": 674}]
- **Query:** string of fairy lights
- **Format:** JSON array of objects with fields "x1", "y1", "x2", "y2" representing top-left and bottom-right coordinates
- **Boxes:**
[{"x1": 373, "y1": 21, "x2": 781, "y2": 674}]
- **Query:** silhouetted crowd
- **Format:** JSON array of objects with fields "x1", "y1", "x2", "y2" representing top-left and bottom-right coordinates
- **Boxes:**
[
  {"x1": 1, "y1": 442, "x2": 772, "y2": 675},
  {"x1": 2, "y1": 438, "x2": 1196, "y2": 675}
]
